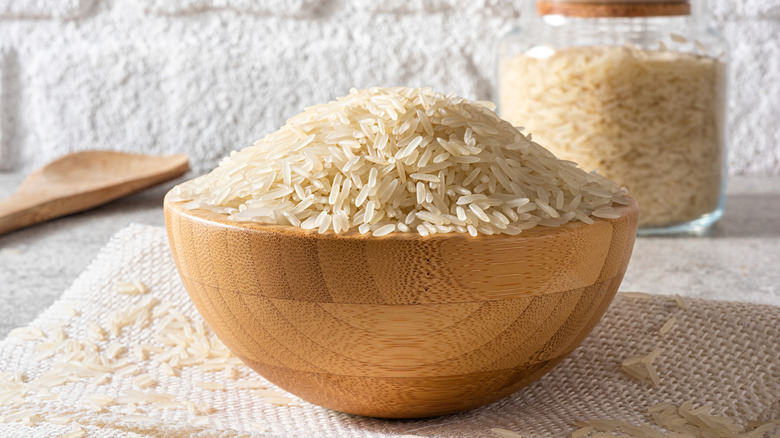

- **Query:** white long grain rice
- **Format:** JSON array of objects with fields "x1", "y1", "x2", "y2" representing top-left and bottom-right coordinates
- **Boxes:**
[
  {"x1": 134, "y1": 374, "x2": 157, "y2": 389},
  {"x1": 249, "y1": 421, "x2": 266, "y2": 432},
  {"x1": 4, "y1": 408, "x2": 37, "y2": 422},
  {"x1": 491, "y1": 428, "x2": 523, "y2": 438},
  {"x1": 170, "y1": 87, "x2": 628, "y2": 236},
  {"x1": 622, "y1": 348, "x2": 663, "y2": 386},
  {"x1": 196, "y1": 382, "x2": 225, "y2": 391},
  {"x1": 115, "y1": 364, "x2": 139, "y2": 377},
  {"x1": 659, "y1": 316, "x2": 677, "y2": 336},
  {"x1": 47, "y1": 415, "x2": 71, "y2": 425},
  {"x1": 674, "y1": 294, "x2": 688, "y2": 310},
  {"x1": 0, "y1": 277, "x2": 270, "y2": 431},
  {"x1": 113, "y1": 280, "x2": 148, "y2": 295},
  {"x1": 62, "y1": 422, "x2": 86, "y2": 438},
  {"x1": 578, "y1": 399, "x2": 780, "y2": 438},
  {"x1": 500, "y1": 46, "x2": 723, "y2": 228},
  {"x1": 8, "y1": 326, "x2": 45, "y2": 341},
  {"x1": 232, "y1": 380, "x2": 268, "y2": 390},
  {"x1": 121, "y1": 414, "x2": 155, "y2": 423},
  {"x1": 621, "y1": 292, "x2": 653, "y2": 300},
  {"x1": 191, "y1": 416, "x2": 210, "y2": 427}
]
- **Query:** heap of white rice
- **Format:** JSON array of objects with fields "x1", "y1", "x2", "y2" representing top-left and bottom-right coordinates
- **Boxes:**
[{"x1": 170, "y1": 87, "x2": 629, "y2": 237}]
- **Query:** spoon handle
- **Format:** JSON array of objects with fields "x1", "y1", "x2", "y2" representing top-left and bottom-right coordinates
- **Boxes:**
[{"x1": 0, "y1": 193, "x2": 53, "y2": 236}]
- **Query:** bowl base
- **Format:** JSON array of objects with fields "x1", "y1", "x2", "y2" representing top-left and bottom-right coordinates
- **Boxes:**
[{"x1": 240, "y1": 356, "x2": 568, "y2": 418}]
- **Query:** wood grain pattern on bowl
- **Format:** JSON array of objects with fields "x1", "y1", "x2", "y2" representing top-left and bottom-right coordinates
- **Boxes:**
[{"x1": 164, "y1": 193, "x2": 638, "y2": 418}]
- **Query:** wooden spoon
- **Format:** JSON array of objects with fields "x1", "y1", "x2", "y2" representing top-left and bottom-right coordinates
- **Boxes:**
[{"x1": 0, "y1": 150, "x2": 189, "y2": 236}]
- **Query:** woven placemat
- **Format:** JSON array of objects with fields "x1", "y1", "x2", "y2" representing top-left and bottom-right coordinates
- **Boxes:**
[{"x1": 1, "y1": 224, "x2": 778, "y2": 437}]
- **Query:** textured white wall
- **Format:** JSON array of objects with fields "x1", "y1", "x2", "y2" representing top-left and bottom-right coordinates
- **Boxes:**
[{"x1": 0, "y1": 0, "x2": 778, "y2": 174}]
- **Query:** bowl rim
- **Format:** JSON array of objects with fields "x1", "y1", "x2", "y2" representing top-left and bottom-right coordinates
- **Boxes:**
[{"x1": 164, "y1": 188, "x2": 638, "y2": 241}]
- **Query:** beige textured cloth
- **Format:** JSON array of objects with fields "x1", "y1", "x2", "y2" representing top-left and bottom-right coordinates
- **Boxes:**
[{"x1": 0, "y1": 224, "x2": 778, "y2": 437}]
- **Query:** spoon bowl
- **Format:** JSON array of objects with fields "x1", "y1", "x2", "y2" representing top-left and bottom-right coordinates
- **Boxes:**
[{"x1": 0, "y1": 150, "x2": 189, "y2": 235}]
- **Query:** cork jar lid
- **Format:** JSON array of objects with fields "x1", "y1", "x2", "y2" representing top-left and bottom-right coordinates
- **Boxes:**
[{"x1": 537, "y1": 0, "x2": 691, "y2": 17}]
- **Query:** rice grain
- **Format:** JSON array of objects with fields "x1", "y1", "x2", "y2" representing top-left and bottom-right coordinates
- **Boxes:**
[{"x1": 171, "y1": 87, "x2": 628, "y2": 237}]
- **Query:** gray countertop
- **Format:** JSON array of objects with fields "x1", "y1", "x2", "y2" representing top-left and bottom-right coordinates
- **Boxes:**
[{"x1": 1, "y1": 173, "x2": 779, "y2": 338}]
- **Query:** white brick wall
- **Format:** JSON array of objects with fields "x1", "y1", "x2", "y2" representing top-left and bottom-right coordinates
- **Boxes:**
[
  {"x1": 0, "y1": 0, "x2": 96, "y2": 20},
  {"x1": 0, "y1": 0, "x2": 778, "y2": 174},
  {"x1": 0, "y1": 47, "x2": 18, "y2": 171},
  {"x1": 142, "y1": 0, "x2": 326, "y2": 17}
]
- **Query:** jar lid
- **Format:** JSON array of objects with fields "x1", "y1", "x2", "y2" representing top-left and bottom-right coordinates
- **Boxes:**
[{"x1": 537, "y1": 0, "x2": 691, "y2": 17}]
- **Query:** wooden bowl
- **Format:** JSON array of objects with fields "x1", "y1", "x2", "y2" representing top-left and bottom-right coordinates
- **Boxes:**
[{"x1": 164, "y1": 194, "x2": 638, "y2": 418}]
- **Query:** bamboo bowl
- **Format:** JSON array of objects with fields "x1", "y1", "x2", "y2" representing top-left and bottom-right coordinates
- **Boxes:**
[{"x1": 164, "y1": 194, "x2": 638, "y2": 418}]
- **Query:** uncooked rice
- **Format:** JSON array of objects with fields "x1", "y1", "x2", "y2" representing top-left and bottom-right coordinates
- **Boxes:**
[
  {"x1": 674, "y1": 293, "x2": 688, "y2": 310},
  {"x1": 575, "y1": 401, "x2": 780, "y2": 438},
  {"x1": 658, "y1": 316, "x2": 677, "y2": 336},
  {"x1": 490, "y1": 427, "x2": 524, "y2": 437},
  {"x1": 593, "y1": 293, "x2": 780, "y2": 437},
  {"x1": 113, "y1": 280, "x2": 148, "y2": 296},
  {"x1": 0, "y1": 275, "x2": 276, "y2": 434},
  {"x1": 499, "y1": 46, "x2": 724, "y2": 228},
  {"x1": 195, "y1": 382, "x2": 225, "y2": 391},
  {"x1": 169, "y1": 87, "x2": 629, "y2": 236},
  {"x1": 62, "y1": 423, "x2": 86, "y2": 438},
  {"x1": 620, "y1": 292, "x2": 653, "y2": 300},
  {"x1": 621, "y1": 348, "x2": 663, "y2": 386}
]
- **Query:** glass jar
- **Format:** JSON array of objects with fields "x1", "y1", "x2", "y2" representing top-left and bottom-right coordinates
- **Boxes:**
[{"x1": 498, "y1": 0, "x2": 728, "y2": 235}]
